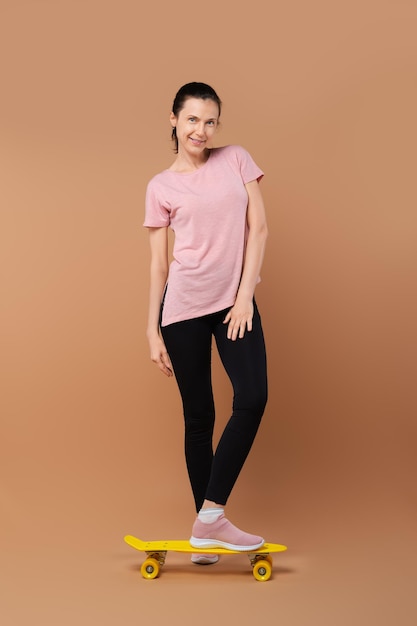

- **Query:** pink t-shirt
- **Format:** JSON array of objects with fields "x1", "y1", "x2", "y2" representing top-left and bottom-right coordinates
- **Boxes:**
[{"x1": 144, "y1": 144, "x2": 264, "y2": 326}]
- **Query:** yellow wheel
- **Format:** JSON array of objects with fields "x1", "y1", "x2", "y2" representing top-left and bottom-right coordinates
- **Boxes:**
[
  {"x1": 141, "y1": 558, "x2": 160, "y2": 579},
  {"x1": 264, "y1": 554, "x2": 273, "y2": 566},
  {"x1": 253, "y1": 559, "x2": 272, "y2": 582}
]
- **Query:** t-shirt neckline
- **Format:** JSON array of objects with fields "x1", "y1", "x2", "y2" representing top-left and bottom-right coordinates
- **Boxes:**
[{"x1": 165, "y1": 148, "x2": 214, "y2": 176}]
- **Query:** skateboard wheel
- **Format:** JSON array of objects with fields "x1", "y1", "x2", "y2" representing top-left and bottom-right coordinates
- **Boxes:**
[
  {"x1": 141, "y1": 558, "x2": 160, "y2": 579},
  {"x1": 253, "y1": 559, "x2": 272, "y2": 582}
]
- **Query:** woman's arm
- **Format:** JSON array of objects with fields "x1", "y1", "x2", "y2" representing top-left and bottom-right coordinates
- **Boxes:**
[
  {"x1": 146, "y1": 227, "x2": 173, "y2": 376},
  {"x1": 223, "y1": 179, "x2": 268, "y2": 340}
]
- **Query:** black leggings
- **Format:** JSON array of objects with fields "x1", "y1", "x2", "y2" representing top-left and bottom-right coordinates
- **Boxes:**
[{"x1": 161, "y1": 301, "x2": 268, "y2": 512}]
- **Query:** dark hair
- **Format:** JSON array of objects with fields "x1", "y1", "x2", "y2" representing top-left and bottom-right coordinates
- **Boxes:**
[{"x1": 171, "y1": 82, "x2": 222, "y2": 153}]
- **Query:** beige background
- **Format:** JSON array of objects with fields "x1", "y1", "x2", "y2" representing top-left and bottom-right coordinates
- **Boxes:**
[{"x1": 1, "y1": 1, "x2": 416, "y2": 624}]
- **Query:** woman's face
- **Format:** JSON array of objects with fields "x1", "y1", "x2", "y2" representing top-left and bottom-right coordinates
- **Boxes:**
[{"x1": 170, "y1": 97, "x2": 220, "y2": 157}]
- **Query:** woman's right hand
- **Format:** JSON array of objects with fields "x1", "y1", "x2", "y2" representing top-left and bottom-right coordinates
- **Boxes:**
[{"x1": 148, "y1": 333, "x2": 173, "y2": 377}]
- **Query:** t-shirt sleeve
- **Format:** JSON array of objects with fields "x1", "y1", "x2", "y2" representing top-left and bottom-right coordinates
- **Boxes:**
[
  {"x1": 235, "y1": 145, "x2": 264, "y2": 184},
  {"x1": 143, "y1": 179, "x2": 170, "y2": 227}
]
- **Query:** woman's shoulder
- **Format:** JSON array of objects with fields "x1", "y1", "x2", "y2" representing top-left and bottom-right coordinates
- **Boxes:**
[
  {"x1": 213, "y1": 144, "x2": 249, "y2": 157},
  {"x1": 212, "y1": 144, "x2": 254, "y2": 164},
  {"x1": 212, "y1": 144, "x2": 256, "y2": 168},
  {"x1": 146, "y1": 168, "x2": 172, "y2": 189}
]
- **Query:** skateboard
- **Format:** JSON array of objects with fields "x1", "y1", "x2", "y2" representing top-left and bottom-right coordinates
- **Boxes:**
[{"x1": 124, "y1": 535, "x2": 287, "y2": 581}]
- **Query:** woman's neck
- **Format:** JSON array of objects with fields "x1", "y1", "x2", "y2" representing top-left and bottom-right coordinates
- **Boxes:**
[{"x1": 169, "y1": 148, "x2": 211, "y2": 173}]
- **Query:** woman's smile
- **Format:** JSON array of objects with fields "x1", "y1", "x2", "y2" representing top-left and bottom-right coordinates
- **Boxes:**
[{"x1": 189, "y1": 137, "x2": 206, "y2": 146}]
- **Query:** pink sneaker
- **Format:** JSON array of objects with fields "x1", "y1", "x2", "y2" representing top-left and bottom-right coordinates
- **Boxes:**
[
  {"x1": 190, "y1": 514, "x2": 264, "y2": 551},
  {"x1": 191, "y1": 553, "x2": 219, "y2": 565}
]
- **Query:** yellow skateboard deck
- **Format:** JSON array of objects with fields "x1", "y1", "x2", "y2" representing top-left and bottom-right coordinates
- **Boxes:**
[{"x1": 124, "y1": 535, "x2": 287, "y2": 581}]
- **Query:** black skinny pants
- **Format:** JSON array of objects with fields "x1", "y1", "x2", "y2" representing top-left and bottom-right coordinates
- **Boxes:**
[{"x1": 161, "y1": 301, "x2": 268, "y2": 512}]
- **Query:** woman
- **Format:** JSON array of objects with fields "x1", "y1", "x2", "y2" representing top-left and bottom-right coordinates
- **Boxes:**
[{"x1": 145, "y1": 82, "x2": 268, "y2": 564}]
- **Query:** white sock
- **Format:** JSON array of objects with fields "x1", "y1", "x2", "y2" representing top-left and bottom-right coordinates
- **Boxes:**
[{"x1": 198, "y1": 508, "x2": 224, "y2": 524}]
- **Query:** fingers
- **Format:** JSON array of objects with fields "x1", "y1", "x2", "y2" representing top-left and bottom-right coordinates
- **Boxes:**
[
  {"x1": 223, "y1": 311, "x2": 253, "y2": 340},
  {"x1": 229, "y1": 320, "x2": 249, "y2": 340},
  {"x1": 160, "y1": 351, "x2": 173, "y2": 377},
  {"x1": 151, "y1": 349, "x2": 173, "y2": 377}
]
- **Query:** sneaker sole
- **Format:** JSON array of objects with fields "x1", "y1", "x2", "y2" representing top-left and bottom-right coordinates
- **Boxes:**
[
  {"x1": 191, "y1": 554, "x2": 219, "y2": 565},
  {"x1": 190, "y1": 536, "x2": 264, "y2": 551}
]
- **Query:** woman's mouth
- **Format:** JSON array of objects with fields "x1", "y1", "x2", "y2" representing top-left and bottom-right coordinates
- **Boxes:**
[{"x1": 189, "y1": 137, "x2": 205, "y2": 146}]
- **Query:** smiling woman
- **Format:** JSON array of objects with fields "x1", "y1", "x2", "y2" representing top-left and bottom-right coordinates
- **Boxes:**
[
  {"x1": 143, "y1": 81, "x2": 269, "y2": 565},
  {"x1": 170, "y1": 82, "x2": 222, "y2": 158}
]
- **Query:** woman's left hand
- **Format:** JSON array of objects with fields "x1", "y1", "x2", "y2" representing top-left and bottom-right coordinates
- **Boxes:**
[{"x1": 223, "y1": 297, "x2": 254, "y2": 340}]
